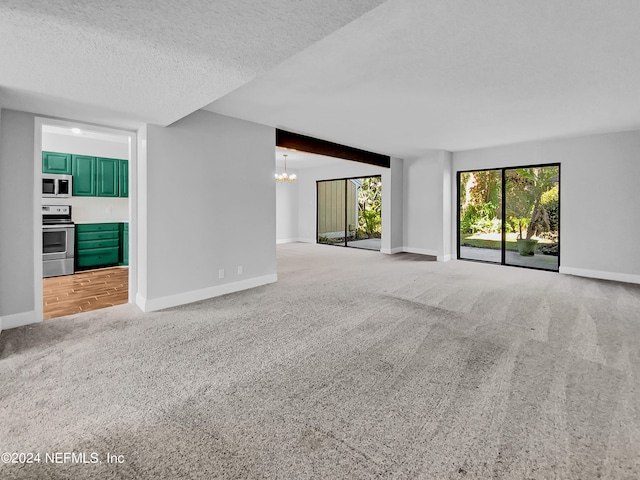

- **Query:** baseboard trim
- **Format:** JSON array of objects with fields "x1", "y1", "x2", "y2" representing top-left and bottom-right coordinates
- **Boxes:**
[
  {"x1": 140, "y1": 274, "x2": 278, "y2": 312},
  {"x1": 402, "y1": 247, "x2": 438, "y2": 257},
  {"x1": 381, "y1": 247, "x2": 403, "y2": 254},
  {"x1": 559, "y1": 267, "x2": 640, "y2": 285},
  {"x1": 437, "y1": 254, "x2": 452, "y2": 262},
  {"x1": 276, "y1": 238, "x2": 302, "y2": 244},
  {"x1": 0, "y1": 310, "x2": 40, "y2": 330},
  {"x1": 135, "y1": 292, "x2": 147, "y2": 312}
]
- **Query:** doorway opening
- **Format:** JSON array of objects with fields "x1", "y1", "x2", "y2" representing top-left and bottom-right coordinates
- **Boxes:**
[
  {"x1": 37, "y1": 120, "x2": 134, "y2": 320},
  {"x1": 457, "y1": 164, "x2": 560, "y2": 271},
  {"x1": 317, "y1": 176, "x2": 382, "y2": 251}
]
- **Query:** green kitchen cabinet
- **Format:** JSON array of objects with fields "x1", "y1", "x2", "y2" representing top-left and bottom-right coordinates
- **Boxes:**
[
  {"x1": 71, "y1": 155, "x2": 97, "y2": 196},
  {"x1": 76, "y1": 223, "x2": 120, "y2": 269},
  {"x1": 42, "y1": 151, "x2": 72, "y2": 174},
  {"x1": 96, "y1": 157, "x2": 119, "y2": 197},
  {"x1": 76, "y1": 223, "x2": 129, "y2": 270},
  {"x1": 119, "y1": 160, "x2": 129, "y2": 198},
  {"x1": 120, "y1": 222, "x2": 129, "y2": 266},
  {"x1": 60, "y1": 151, "x2": 128, "y2": 197}
]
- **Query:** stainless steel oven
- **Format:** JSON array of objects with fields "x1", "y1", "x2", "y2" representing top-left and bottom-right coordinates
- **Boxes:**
[{"x1": 42, "y1": 205, "x2": 75, "y2": 278}]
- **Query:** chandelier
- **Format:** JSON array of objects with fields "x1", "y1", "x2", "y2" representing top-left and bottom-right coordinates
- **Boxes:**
[{"x1": 275, "y1": 154, "x2": 296, "y2": 182}]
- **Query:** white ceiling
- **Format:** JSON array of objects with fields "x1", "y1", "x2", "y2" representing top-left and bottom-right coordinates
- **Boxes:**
[
  {"x1": 0, "y1": 0, "x2": 386, "y2": 128},
  {"x1": 3, "y1": 1, "x2": 640, "y2": 158},
  {"x1": 208, "y1": 0, "x2": 640, "y2": 156}
]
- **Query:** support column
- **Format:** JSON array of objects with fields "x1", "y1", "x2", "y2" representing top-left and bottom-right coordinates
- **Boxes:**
[
  {"x1": 381, "y1": 157, "x2": 404, "y2": 254},
  {"x1": 437, "y1": 151, "x2": 453, "y2": 261}
]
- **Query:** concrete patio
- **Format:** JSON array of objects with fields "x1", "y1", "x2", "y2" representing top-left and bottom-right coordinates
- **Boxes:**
[{"x1": 460, "y1": 246, "x2": 559, "y2": 270}]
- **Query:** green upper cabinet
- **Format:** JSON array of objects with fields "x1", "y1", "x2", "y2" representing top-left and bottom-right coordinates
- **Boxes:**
[
  {"x1": 118, "y1": 160, "x2": 129, "y2": 198},
  {"x1": 71, "y1": 155, "x2": 97, "y2": 196},
  {"x1": 96, "y1": 158, "x2": 119, "y2": 197},
  {"x1": 67, "y1": 153, "x2": 128, "y2": 197},
  {"x1": 42, "y1": 151, "x2": 72, "y2": 174}
]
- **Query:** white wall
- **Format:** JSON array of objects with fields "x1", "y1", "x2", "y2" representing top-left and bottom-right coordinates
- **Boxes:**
[
  {"x1": 41, "y1": 130, "x2": 129, "y2": 223},
  {"x1": 140, "y1": 110, "x2": 276, "y2": 311},
  {"x1": 49, "y1": 197, "x2": 129, "y2": 223},
  {"x1": 276, "y1": 171, "x2": 299, "y2": 243},
  {"x1": 42, "y1": 131, "x2": 128, "y2": 159},
  {"x1": 0, "y1": 109, "x2": 37, "y2": 329},
  {"x1": 0, "y1": 106, "x2": 2, "y2": 333},
  {"x1": 453, "y1": 130, "x2": 640, "y2": 283},
  {"x1": 403, "y1": 154, "x2": 440, "y2": 256},
  {"x1": 402, "y1": 150, "x2": 452, "y2": 260},
  {"x1": 295, "y1": 160, "x2": 388, "y2": 243}
]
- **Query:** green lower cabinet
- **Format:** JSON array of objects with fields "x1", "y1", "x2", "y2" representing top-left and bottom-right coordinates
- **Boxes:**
[
  {"x1": 78, "y1": 238, "x2": 119, "y2": 249},
  {"x1": 77, "y1": 223, "x2": 120, "y2": 232},
  {"x1": 119, "y1": 223, "x2": 129, "y2": 266},
  {"x1": 76, "y1": 223, "x2": 129, "y2": 270},
  {"x1": 77, "y1": 248, "x2": 120, "y2": 268},
  {"x1": 76, "y1": 223, "x2": 121, "y2": 270},
  {"x1": 77, "y1": 231, "x2": 119, "y2": 241}
]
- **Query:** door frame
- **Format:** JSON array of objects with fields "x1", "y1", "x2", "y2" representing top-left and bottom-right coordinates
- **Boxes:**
[
  {"x1": 456, "y1": 163, "x2": 561, "y2": 272},
  {"x1": 34, "y1": 117, "x2": 138, "y2": 321}
]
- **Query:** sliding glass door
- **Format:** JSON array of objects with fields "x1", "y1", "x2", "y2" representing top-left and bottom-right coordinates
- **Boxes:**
[
  {"x1": 346, "y1": 177, "x2": 382, "y2": 250},
  {"x1": 317, "y1": 179, "x2": 349, "y2": 246},
  {"x1": 504, "y1": 166, "x2": 559, "y2": 270},
  {"x1": 458, "y1": 164, "x2": 560, "y2": 272},
  {"x1": 317, "y1": 176, "x2": 382, "y2": 251},
  {"x1": 459, "y1": 169, "x2": 503, "y2": 263}
]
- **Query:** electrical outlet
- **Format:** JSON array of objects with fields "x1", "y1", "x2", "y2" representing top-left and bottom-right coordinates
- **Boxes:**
[
  {"x1": 218, "y1": 269, "x2": 224, "y2": 279},
  {"x1": 237, "y1": 266, "x2": 243, "y2": 275}
]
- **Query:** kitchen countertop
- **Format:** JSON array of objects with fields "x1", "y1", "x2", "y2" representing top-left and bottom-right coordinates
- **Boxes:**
[{"x1": 73, "y1": 220, "x2": 129, "y2": 224}]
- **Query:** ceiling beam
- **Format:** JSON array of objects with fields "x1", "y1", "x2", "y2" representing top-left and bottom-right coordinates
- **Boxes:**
[{"x1": 276, "y1": 129, "x2": 390, "y2": 168}]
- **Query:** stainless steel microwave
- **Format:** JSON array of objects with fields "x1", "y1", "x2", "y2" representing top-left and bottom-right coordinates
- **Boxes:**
[{"x1": 42, "y1": 174, "x2": 72, "y2": 198}]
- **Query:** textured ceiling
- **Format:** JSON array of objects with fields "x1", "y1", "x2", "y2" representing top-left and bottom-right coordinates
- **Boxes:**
[
  {"x1": 4, "y1": 0, "x2": 640, "y2": 156},
  {"x1": 207, "y1": 0, "x2": 640, "y2": 155},
  {"x1": 0, "y1": 0, "x2": 386, "y2": 127}
]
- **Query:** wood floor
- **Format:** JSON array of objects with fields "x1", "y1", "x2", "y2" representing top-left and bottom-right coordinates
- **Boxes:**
[{"x1": 43, "y1": 267, "x2": 128, "y2": 320}]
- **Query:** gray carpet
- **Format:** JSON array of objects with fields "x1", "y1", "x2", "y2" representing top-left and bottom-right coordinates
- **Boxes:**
[{"x1": 1, "y1": 242, "x2": 639, "y2": 479}]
